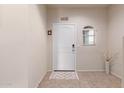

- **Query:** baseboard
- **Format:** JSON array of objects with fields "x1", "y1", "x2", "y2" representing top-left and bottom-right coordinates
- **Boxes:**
[
  {"x1": 77, "y1": 69, "x2": 105, "y2": 72},
  {"x1": 35, "y1": 71, "x2": 47, "y2": 88},
  {"x1": 111, "y1": 71, "x2": 122, "y2": 79}
]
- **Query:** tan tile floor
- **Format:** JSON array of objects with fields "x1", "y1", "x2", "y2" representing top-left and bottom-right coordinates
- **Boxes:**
[{"x1": 38, "y1": 71, "x2": 121, "y2": 88}]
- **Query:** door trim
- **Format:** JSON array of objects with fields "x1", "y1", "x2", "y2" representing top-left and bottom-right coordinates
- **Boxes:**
[
  {"x1": 52, "y1": 23, "x2": 77, "y2": 72},
  {"x1": 122, "y1": 36, "x2": 124, "y2": 87}
]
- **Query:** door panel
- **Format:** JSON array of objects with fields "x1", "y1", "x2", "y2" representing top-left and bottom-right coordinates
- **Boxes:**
[{"x1": 53, "y1": 24, "x2": 76, "y2": 70}]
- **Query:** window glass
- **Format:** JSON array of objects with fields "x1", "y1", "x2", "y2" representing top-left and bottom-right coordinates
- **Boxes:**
[{"x1": 83, "y1": 27, "x2": 95, "y2": 46}]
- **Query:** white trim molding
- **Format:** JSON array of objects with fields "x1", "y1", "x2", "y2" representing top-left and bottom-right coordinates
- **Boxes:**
[
  {"x1": 111, "y1": 72, "x2": 122, "y2": 80},
  {"x1": 77, "y1": 69, "x2": 105, "y2": 72}
]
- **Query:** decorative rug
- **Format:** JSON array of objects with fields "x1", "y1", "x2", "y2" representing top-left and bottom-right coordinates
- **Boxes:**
[{"x1": 49, "y1": 71, "x2": 79, "y2": 80}]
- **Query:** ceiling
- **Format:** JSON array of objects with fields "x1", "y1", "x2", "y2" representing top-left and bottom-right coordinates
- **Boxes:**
[{"x1": 47, "y1": 4, "x2": 110, "y2": 8}]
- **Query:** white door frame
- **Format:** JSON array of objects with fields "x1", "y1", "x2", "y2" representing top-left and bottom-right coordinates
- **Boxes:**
[
  {"x1": 52, "y1": 23, "x2": 77, "y2": 72},
  {"x1": 122, "y1": 36, "x2": 124, "y2": 87}
]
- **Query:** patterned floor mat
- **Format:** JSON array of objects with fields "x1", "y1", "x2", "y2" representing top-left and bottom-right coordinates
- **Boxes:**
[{"x1": 49, "y1": 71, "x2": 79, "y2": 80}]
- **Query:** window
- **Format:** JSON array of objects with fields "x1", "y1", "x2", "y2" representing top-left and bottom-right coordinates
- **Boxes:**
[{"x1": 83, "y1": 26, "x2": 95, "y2": 46}]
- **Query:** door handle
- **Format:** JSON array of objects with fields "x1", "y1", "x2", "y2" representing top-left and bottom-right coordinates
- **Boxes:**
[
  {"x1": 72, "y1": 44, "x2": 75, "y2": 48},
  {"x1": 72, "y1": 44, "x2": 75, "y2": 52}
]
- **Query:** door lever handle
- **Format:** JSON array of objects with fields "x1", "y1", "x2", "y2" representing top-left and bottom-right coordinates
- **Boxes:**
[
  {"x1": 72, "y1": 44, "x2": 75, "y2": 52},
  {"x1": 72, "y1": 44, "x2": 75, "y2": 48}
]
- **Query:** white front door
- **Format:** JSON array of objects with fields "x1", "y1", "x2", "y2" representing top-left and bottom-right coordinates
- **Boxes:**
[{"x1": 53, "y1": 24, "x2": 76, "y2": 71}]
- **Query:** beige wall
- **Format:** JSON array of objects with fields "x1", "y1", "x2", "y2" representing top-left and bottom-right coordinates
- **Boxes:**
[
  {"x1": 28, "y1": 5, "x2": 48, "y2": 88},
  {"x1": 47, "y1": 7, "x2": 108, "y2": 71},
  {"x1": 0, "y1": 5, "x2": 48, "y2": 88},
  {"x1": 0, "y1": 5, "x2": 29, "y2": 88},
  {"x1": 108, "y1": 5, "x2": 124, "y2": 78},
  {"x1": 28, "y1": 5, "x2": 47, "y2": 87}
]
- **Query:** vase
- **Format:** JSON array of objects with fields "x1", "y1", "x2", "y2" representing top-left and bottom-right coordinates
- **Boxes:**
[{"x1": 105, "y1": 61, "x2": 110, "y2": 74}]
